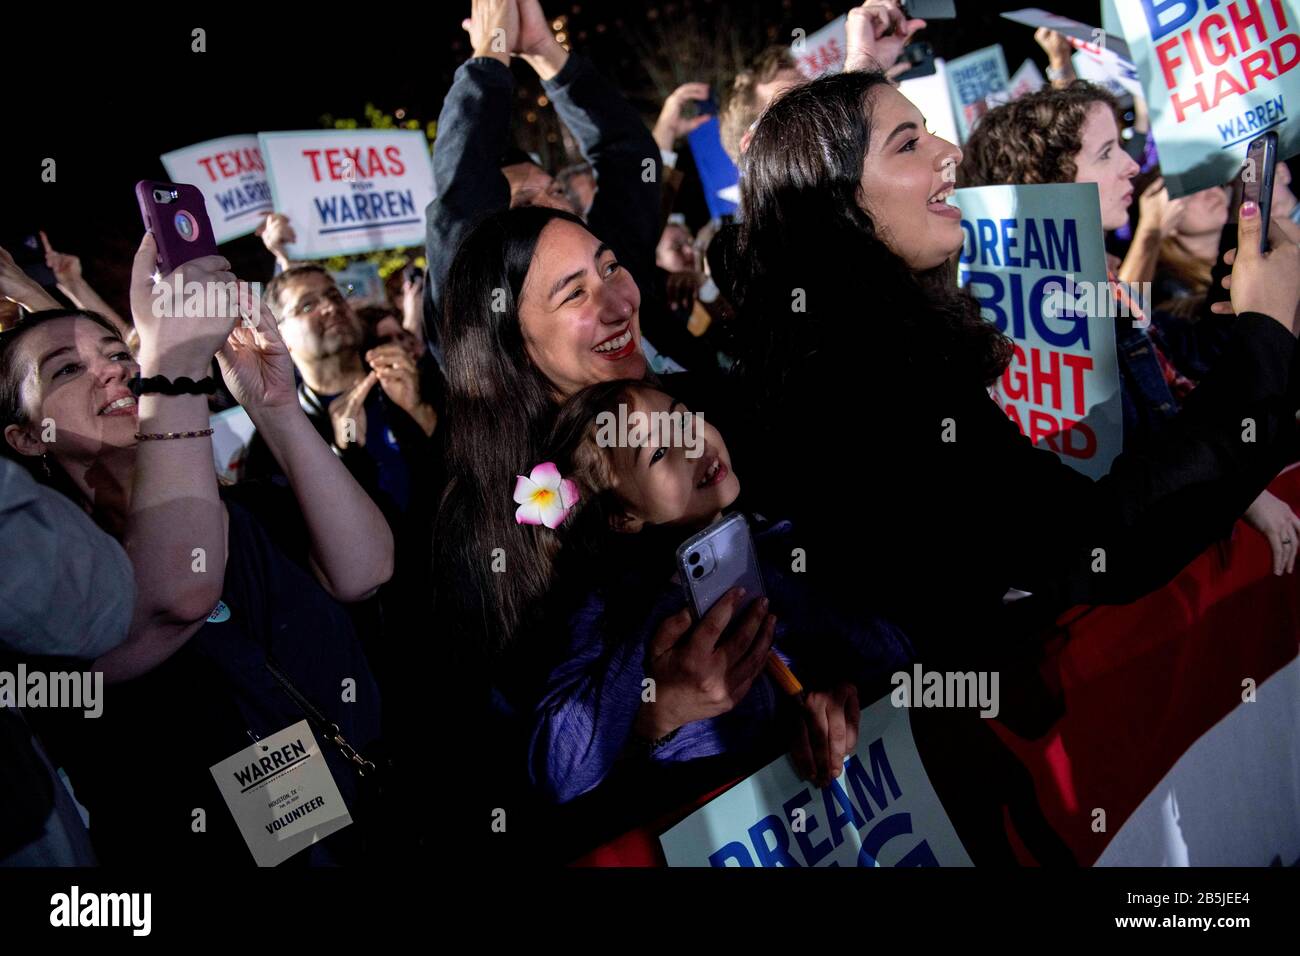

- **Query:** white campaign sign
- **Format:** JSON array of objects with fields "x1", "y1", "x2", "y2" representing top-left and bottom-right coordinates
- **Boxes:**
[
  {"x1": 1070, "y1": 37, "x2": 1146, "y2": 101},
  {"x1": 209, "y1": 405, "x2": 256, "y2": 484},
  {"x1": 659, "y1": 693, "x2": 972, "y2": 867},
  {"x1": 898, "y1": 58, "x2": 962, "y2": 150},
  {"x1": 259, "y1": 129, "x2": 435, "y2": 259},
  {"x1": 793, "y1": 14, "x2": 848, "y2": 79},
  {"x1": 160, "y1": 134, "x2": 272, "y2": 244}
]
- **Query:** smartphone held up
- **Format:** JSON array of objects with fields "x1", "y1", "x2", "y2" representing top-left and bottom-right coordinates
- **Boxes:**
[
  {"x1": 1241, "y1": 131, "x2": 1278, "y2": 254},
  {"x1": 134, "y1": 180, "x2": 219, "y2": 275}
]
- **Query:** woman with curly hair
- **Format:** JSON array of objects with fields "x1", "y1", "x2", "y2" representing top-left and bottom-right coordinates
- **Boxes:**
[{"x1": 962, "y1": 82, "x2": 1300, "y2": 575}]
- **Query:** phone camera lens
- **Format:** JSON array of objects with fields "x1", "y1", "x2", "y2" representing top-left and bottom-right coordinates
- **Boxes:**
[
  {"x1": 691, "y1": 566, "x2": 704, "y2": 579},
  {"x1": 688, "y1": 552, "x2": 701, "y2": 565},
  {"x1": 174, "y1": 211, "x2": 198, "y2": 242}
]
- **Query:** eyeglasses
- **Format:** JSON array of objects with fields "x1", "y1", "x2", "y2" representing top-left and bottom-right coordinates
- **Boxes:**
[{"x1": 290, "y1": 287, "x2": 348, "y2": 317}]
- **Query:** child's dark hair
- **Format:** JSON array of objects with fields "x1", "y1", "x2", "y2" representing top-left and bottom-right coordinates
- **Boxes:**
[
  {"x1": 544, "y1": 378, "x2": 691, "y2": 654},
  {"x1": 544, "y1": 378, "x2": 645, "y2": 552}
]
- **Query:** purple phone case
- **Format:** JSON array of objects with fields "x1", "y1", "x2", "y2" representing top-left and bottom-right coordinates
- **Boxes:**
[{"x1": 134, "y1": 180, "x2": 218, "y2": 275}]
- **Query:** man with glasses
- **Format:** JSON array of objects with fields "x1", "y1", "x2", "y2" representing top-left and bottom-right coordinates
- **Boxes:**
[{"x1": 244, "y1": 264, "x2": 438, "y2": 521}]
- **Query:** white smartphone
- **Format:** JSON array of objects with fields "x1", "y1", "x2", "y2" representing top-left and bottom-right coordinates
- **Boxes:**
[{"x1": 676, "y1": 513, "x2": 766, "y2": 620}]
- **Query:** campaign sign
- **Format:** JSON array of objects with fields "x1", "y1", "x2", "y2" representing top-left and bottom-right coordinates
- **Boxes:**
[
  {"x1": 259, "y1": 129, "x2": 435, "y2": 259},
  {"x1": 1070, "y1": 37, "x2": 1146, "y2": 100},
  {"x1": 945, "y1": 45, "x2": 1011, "y2": 141},
  {"x1": 898, "y1": 58, "x2": 962, "y2": 147},
  {"x1": 210, "y1": 405, "x2": 256, "y2": 484},
  {"x1": 792, "y1": 14, "x2": 848, "y2": 79},
  {"x1": 686, "y1": 117, "x2": 740, "y2": 219},
  {"x1": 161, "y1": 134, "x2": 272, "y2": 244},
  {"x1": 659, "y1": 693, "x2": 972, "y2": 867},
  {"x1": 956, "y1": 184, "x2": 1122, "y2": 479},
  {"x1": 1105, "y1": 0, "x2": 1300, "y2": 196},
  {"x1": 1001, "y1": 7, "x2": 1134, "y2": 59},
  {"x1": 1008, "y1": 59, "x2": 1047, "y2": 99}
]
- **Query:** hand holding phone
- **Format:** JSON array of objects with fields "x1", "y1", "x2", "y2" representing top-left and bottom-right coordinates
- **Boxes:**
[
  {"x1": 654, "y1": 82, "x2": 714, "y2": 152},
  {"x1": 1205, "y1": 133, "x2": 1278, "y2": 315},
  {"x1": 677, "y1": 514, "x2": 804, "y2": 698},
  {"x1": 1241, "y1": 131, "x2": 1278, "y2": 253},
  {"x1": 1225, "y1": 196, "x2": 1300, "y2": 333}
]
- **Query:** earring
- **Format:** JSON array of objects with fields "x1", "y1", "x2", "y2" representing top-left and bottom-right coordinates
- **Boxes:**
[{"x1": 41, "y1": 454, "x2": 52, "y2": 479}]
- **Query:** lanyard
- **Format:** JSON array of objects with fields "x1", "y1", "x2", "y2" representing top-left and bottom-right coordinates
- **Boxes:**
[{"x1": 263, "y1": 658, "x2": 377, "y2": 778}]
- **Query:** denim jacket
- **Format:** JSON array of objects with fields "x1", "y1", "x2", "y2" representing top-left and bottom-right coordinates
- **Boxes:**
[{"x1": 1116, "y1": 322, "x2": 1180, "y2": 449}]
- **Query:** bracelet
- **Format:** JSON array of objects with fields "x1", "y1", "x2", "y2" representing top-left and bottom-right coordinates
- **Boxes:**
[
  {"x1": 129, "y1": 374, "x2": 217, "y2": 397},
  {"x1": 628, "y1": 725, "x2": 680, "y2": 758},
  {"x1": 135, "y1": 428, "x2": 215, "y2": 441}
]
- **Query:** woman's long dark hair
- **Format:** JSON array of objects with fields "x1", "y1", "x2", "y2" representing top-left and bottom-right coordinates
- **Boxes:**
[
  {"x1": 734, "y1": 70, "x2": 1012, "y2": 408},
  {"x1": 434, "y1": 205, "x2": 594, "y2": 664}
]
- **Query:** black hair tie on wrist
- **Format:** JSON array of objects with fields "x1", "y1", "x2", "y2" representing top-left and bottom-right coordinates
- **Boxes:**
[{"x1": 129, "y1": 374, "x2": 217, "y2": 397}]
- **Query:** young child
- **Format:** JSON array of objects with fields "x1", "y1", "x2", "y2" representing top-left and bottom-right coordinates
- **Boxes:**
[{"x1": 528, "y1": 379, "x2": 914, "y2": 805}]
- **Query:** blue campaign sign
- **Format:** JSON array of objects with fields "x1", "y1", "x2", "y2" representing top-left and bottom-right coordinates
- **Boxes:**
[
  {"x1": 687, "y1": 116, "x2": 740, "y2": 220},
  {"x1": 1104, "y1": 0, "x2": 1300, "y2": 196},
  {"x1": 945, "y1": 44, "x2": 1011, "y2": 142}
]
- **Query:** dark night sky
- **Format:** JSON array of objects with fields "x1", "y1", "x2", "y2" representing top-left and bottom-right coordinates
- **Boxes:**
[{"x1": 8, "y1": 1, "x2": 1106, "y2": 310}]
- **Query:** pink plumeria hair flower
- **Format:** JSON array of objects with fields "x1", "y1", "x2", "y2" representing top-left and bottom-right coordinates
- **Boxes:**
[{"x1": 513, "y1": 462, "x2": 580, "y2": 528}]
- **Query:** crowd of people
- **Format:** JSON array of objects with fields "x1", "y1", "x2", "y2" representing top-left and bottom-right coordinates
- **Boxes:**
[{"x1": 2, "y1": 0, "x2": 1299, "y2": 867}]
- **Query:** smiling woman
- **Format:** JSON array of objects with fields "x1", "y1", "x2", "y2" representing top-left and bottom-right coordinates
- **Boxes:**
[
  {"x1": 0, "y1": 255, "x2": 394, "y2": 864},
  {"x1": 731, "y1": 67, "x2": 1300, "y2": 668},
  {"x1": 517, "y1": 217, "x2": 646, "y2": 396},
  {"x1": 0, "y1": 310, "x2": 138, "y2": 498},
  {"x1": 435, "y1": 205, "x2": 651, "y2": 668}
]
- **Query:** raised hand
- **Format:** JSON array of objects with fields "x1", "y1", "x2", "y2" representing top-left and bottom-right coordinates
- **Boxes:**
[
  {"x1": 1034, "y1": 27, "x2": 1074, "y2": 69},
  {"x1": 0, "y1": 244, "x2": 59, "y2": 311},
  {"x1": 328, "y1": 371, "x2": 378, "y2": 448},
  {"x1": 129, "y1": 233, "x2": 240, "y2": 380},
  {"x1": 1216, "y1": 201, "x2": 1300, "y2": 331},
  {"x1": 365, "y1": 343, "x2": 419, "y2": 408},
  {"x1": 216, "y1": 289, "x2": 299, "y2": 412},
  {"x1": 39, "y1": 231, "x2": 83, "y2": 286},
  {"x1": 256, "y1": 213, "x2": 297, "y2": 268},
  {"x1": 1134, "y1": 177, "x2": 1187, "y2": 239},
  {"x1": 845, "y1": 0, "x2": 926, "y2": 73},
  {"x1": 653, "y1": 82, "x2": 713, "y2": 152},
  {"x1": 462, "y1": 0, "x2": 519, "y2": 64}
]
